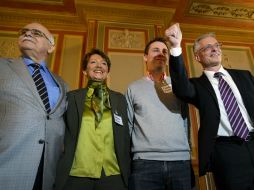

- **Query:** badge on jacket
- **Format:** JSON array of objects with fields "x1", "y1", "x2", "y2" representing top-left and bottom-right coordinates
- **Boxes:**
[{"x1": 114, "y1": 112, "x2": 123, "y2": 126}]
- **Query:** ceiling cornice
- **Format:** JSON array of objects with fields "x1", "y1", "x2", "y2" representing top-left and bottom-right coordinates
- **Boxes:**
[
  {"x1": 76, "y1": 0, "x2": 175, "y2": 26},
  {"x1": 0, "y1": 7, "x2": 86, "y2": 31},
  {"x1": 180, "y1": 23, "x2": 254, "y2": 43},
  {"x1": 189, "y1": 2, "x2": 254, "y2": 20},
  {"x1": 0, "y1": 0, "x2": 76, "y2": 12}
]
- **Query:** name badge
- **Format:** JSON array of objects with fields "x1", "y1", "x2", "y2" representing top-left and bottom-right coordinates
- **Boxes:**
[
  {"x1": 161, "y1": 83, "x2": 172, "y2": 93},
  {"x1": 114, "y1": 113, "x2": 123, "y2": 126}
]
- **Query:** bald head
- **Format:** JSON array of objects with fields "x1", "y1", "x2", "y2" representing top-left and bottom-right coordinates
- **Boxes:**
[{"x1": 22, "y1": 23, "x2": 54, "y2": 45}]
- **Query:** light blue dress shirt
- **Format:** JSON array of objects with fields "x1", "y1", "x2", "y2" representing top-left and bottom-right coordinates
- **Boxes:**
[{"x1": 23, "y1": 57, "x2": 60, "y2": 109}]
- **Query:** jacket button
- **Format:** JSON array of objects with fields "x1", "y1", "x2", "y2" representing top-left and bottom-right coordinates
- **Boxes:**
[{"x1": 38, "y1": 139, "x2": 45, "y2": 144}]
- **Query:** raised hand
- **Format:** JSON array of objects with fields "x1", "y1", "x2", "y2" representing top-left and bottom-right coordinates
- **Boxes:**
[{"x1": 165, "y1": 23, "x2": 182, "y2": 48}]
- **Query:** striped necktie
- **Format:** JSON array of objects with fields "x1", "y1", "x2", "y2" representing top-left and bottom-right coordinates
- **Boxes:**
[
  {"x1": 214, "y1": 72, "x2": 249, "y2": 140},
  {"x1": 32, "y1": 63, "x2": 51, "y2": 114}
]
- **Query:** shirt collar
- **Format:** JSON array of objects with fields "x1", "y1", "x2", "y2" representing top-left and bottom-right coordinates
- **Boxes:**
[
  {"x1": 204, "y1": 65, "x2": 227, "y2": 80},
  {"x1": 146, "y1": 72, "x2": 166, "y2": 82},
  {"x1": 22, "y1": 56, "x2": 47, "y2": 71}
]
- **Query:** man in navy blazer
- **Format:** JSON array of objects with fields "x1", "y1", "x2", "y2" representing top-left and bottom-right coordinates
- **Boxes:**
[{"x1": 165, "y1": 23, "x2": 254, "y2": 190}]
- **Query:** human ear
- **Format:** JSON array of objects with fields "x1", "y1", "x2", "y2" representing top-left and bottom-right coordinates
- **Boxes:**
[{"x1": 47, "y1": 45, "x2": 55, "y2": 54}]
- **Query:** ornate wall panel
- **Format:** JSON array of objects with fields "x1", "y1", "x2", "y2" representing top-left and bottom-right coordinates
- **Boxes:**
[
  {"x1": 108, "y1": 52, "x2": 144, "y2": 93},
  {"x1": 189, "y1": 2, "x2": 254, "y2": 20},
  {"x1": 107, "y1": 28, "x2": 146, "y2": 51},
  {"x1": 0, "y1": 31, "x2": 20, "y2": 58},
  {"x1": 94, "y1": 21, "x2": 156, "y2": 93},
  {"x1": 60, "y1": 35, "x2": 84, "y2": 90}
]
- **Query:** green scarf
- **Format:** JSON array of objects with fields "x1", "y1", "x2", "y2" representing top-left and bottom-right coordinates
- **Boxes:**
[{"x1": 87, "y1": 80, "x2": 111, "y2": 128}]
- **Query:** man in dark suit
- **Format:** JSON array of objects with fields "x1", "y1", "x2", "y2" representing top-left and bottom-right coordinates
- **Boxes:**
[
  {"x1": 0, "y1": 22, "x2": 67, "y2": 190},
  {"x1": 165, "y1": 23, "x2": 254, "y2": 190},
  {"x1": 54, "y1": 48, "x2": 130, "y2": 190}
]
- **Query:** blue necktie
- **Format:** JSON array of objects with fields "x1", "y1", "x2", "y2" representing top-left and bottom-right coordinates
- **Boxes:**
[
  {"x1": 32, "y1": 64, "x2": 51, "y2": 114},
  {"x1": 214, "y1": 72, "x2": 249, "y2": 140}
]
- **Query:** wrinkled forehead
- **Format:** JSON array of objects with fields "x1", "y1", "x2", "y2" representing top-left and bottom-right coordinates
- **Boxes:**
[{"x1": 23, "y1": 23, "x2": 51, "y2": 37}]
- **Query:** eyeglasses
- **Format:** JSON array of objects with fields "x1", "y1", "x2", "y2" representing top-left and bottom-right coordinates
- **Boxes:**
[
  {"x1": 19, "y1": 28, "x2": 54, "y2": 45},
  {"x1": 197, "y1": 42, "x2": 222, "y2": 53}
]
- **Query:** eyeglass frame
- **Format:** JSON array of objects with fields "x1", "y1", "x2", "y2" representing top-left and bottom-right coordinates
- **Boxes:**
[
  {"x1": 197, "y1": 42, "x2": 222, "y2": 53},
  {"x1": 19, "y1": 28, "x2": 54, "y2": 45}
]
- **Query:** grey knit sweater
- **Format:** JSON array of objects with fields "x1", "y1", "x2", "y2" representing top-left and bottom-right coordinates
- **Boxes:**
[{"x1": 125, "y1": 77, "x2": 190, "y2": 161}]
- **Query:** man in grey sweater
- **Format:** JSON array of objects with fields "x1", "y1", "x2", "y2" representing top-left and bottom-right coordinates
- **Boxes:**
[{"x1": 125, "y1": 37, "x2": 193, "y2": 190}]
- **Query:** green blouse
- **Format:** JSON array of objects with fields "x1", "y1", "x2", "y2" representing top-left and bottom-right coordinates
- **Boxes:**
[{"x1": 70, "y1": 87, "x2": 120, "y2": 178}]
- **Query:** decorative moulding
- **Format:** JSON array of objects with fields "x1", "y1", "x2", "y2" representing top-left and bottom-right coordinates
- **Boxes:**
[{"x1": 189, "y1": 2, "x2": 254, "y2": 20}]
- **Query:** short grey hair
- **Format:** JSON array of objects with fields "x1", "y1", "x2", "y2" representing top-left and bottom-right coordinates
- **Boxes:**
[{"x1": 193, "y1": 33, "x2": 216, "y2": 54}]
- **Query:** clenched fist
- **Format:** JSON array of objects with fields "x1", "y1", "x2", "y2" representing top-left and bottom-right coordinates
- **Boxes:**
[{"x1": 165, "y1": 23, "x2": 182, "y2": 48}]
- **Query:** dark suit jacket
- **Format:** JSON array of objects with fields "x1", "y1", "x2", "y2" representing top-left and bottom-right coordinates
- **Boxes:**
[
  {"x1": 169, "y1": 55, "x2": 254, "y2": 176},
  {"x1": 54, "y1": 88, "x2": 131, "y2": 190}
]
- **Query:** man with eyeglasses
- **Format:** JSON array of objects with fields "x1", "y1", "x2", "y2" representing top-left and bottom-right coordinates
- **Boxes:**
[
  {"x1": 0, "y1": 22, "x2": 67, "y2": 190},
  {"x1": 166, "y1": 23, "x2": 254, "y2": 190}
]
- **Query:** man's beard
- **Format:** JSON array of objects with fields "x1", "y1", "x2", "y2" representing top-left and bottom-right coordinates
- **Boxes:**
[
  {"x1": 152, "y1": 56, "x2": 166, "y2": 73},
  {"x1": 154, "y1": 65, "x2": 165, "y2": 73}
]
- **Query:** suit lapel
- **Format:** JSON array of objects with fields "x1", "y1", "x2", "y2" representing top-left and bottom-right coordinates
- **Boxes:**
[
  {"x1": 198, "y1": 73, "x2": 220, "y2": 105},
  {"x1": 227, "y1": 70, "x2": 243, "y2": 92},
  {"x1": 227, "y1": 69, "x2": 247, "y2": 103},
  {"x1": 50, "y1": 73, "x2": 65, "y2": 113},
  {"x1": 108, "y1": 90, "x2": 121, "y2": 155},
  {"x1": 74, "y1": 89, "x2": 87, "y2": 132},
  {"x1": 8, "y1": 58, "x2": 45, "y2": 111}
]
